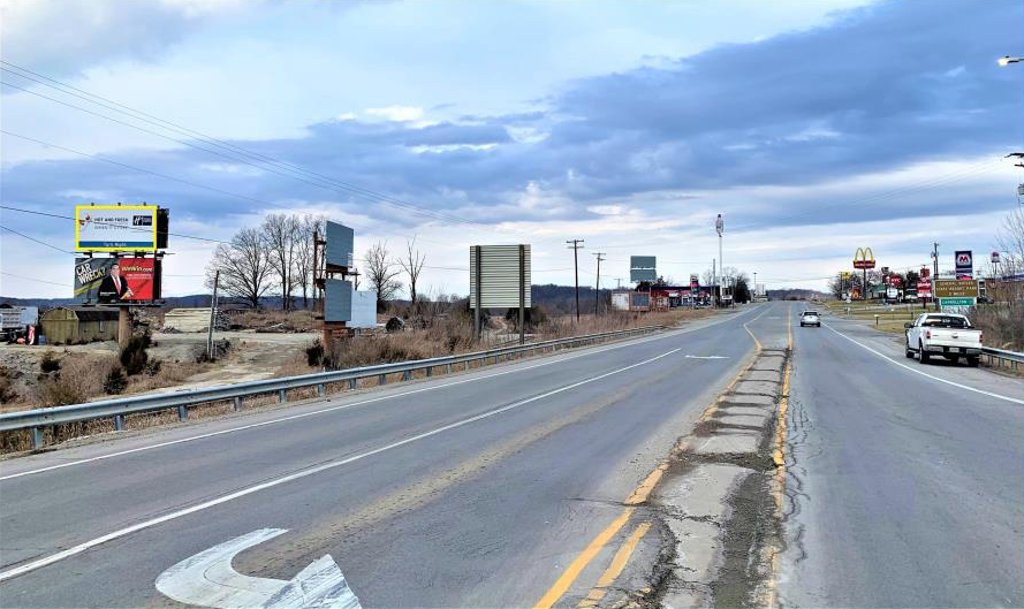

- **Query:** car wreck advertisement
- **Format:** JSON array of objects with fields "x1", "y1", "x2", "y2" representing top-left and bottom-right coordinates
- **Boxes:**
[{"x1": 74, "y1": 257, "x2": 160, "y2": 304}]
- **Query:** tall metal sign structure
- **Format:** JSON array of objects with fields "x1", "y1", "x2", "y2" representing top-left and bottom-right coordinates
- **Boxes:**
[
  {"x1": 314, "y1": 221, "x2": 358, "y2": 350},
  {"x1": 629, "y1": 256, "x2": 657, "y2": 283},
  {"x1": 853, "y1": 247, "x2": 876, "y2": 300},
  {"x1": 470, "y1": 245, "x2": 531, "y2": 343}
]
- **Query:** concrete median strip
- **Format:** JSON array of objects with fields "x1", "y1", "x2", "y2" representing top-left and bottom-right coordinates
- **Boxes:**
[{"x1": 640, "y1": 344, "x2": 790, "y2": 608}]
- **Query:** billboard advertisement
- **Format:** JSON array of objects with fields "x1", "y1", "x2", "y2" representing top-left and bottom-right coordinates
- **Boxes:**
[
  {"x1": 74, "y1": 257, "x2": 160, "y2": 304},
  {"x1": 469, "y1": 245, "x2": 532, "y2": 309},
  {"x1": 630, "y1": 256, "x2": 657, "y2": 283},
  {"x1": 954, "y1": 250, "x2": 973, "y2": 279},
  {"x1": 325, "y1": 221, "x2": 354, "y2": 269},
  {"x1": 76, "y1": 205, "x2": 158, "y2": 252}
]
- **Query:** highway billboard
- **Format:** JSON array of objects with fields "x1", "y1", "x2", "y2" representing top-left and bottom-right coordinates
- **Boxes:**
[
  {"x1": 470, "y1": 245, "x2": 531, "y2": 309},
  {"x1": 75, "y1": 205, "x2": 160, "y2": 252},
  {"x1": 74, "y1": 257, "x2": 161, "y2": 304},
  {"x1": 630, "y1": 256, "x2": 657, "y2": 282}
]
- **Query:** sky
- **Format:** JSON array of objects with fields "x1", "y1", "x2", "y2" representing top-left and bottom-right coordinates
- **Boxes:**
[{"x1": 1, "y1": 0, "x2": 1023, "y2": 299}]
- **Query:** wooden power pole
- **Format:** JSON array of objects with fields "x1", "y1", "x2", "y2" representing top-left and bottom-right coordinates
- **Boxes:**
[{"x1": 567, "y1": 239, "x2": 585, "y2": 322}]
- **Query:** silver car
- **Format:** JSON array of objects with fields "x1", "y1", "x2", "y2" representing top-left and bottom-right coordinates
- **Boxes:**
[{"x1": 800, "y1": 311, "x2": 821, "y2": 327}]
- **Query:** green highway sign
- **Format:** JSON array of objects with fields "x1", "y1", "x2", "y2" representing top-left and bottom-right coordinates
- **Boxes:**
[{"x1": 938, "y1": 297, "x2": 975, "y2": 307}]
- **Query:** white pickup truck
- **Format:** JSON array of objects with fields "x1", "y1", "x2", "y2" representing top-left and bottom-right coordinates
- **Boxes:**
[{"x1": 904, "y1": 313, "x2": 983, "y2": 367}]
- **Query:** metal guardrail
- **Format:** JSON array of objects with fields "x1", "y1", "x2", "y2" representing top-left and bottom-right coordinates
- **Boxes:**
[
  {"x1": 1, "y1": 326, "x2": 665, "y2": 449},
  {"x1": 982, "y1": 346, "x2": 1024, "y2": 372}
]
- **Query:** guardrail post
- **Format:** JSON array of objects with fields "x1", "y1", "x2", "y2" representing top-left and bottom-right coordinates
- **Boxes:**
[
  {"x1": 403, "y1": 370, "x2": 411, "y2": 381},
  {"x1": 426, "y1": 367, "x2": 432, "y2": 377},
  {"x1": 379, "y1": 373, "x2": 387, "y2": 385},
  {"x1": 233, "y1": 397, "x2": 243, "y2": 412},
  {"x1": 114, "y1": 414, "x2": 124, "y2": 431},
  {"x1": 317, "y1": 383, "x2": 326, "y2": 397},
  {"x1": 278, "y1": 389, "x2": 287, "y2": 403},
  {"x1": 447, "y1": 363, "x2": 452, "y2": 374},
  {"x1": 349, "y1": 378, "x2": 357, "y2": 390},
  {"x1": 178, "y1": 405, "x2": 188, "y2": 421},
  {"x1": 31, "y1": 426, "x2": 44, "y2": 449}
]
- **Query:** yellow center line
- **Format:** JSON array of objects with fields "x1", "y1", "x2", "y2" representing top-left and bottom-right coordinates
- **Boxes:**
[
  {"x1": 577, "y1": 522, "x2": 652, "y2": 608},
  {"x1": 533, "y1": 508, "x2": 634, "y2": 609},
  {"x1": 535, "y1": 306, "x2": 771, "y2": 609}
]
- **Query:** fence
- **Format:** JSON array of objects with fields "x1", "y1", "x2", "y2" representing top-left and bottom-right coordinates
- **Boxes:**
[{"x1": 1, "y1": 326, "x2": 664, "y2": 450}]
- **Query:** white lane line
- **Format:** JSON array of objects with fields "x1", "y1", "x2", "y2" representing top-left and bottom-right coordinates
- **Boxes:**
[
  {"x1": 155, "y1": 528, "x2": 360, "y2": 609},
  {"x1": 0, "y1": 348, "x2": 680, "y2": 582},
  {"x1": 824, "y1": 324, "x2": 1024, "y2": 405},
  {"x1": 1, "y1": 305, "x2": 767, "y2": 482}
]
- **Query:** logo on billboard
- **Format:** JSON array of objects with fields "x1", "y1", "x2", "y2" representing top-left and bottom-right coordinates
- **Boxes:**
[
  {"x1": 954, "y1": 250, "x2": 973, "y2": 279},
  {"x1": 853, "y1": 247, "x2": 876, "y2": 269}
]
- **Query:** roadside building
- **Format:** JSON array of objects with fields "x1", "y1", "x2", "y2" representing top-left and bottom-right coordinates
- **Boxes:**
[{"x1": 39, "y1": 306, "x2": 119, "y2": 344}]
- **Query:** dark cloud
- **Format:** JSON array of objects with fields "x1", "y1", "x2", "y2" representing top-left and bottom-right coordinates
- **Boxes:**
[{"x1": 3, "y1": 0, "x2": 1022, "y2": 239}]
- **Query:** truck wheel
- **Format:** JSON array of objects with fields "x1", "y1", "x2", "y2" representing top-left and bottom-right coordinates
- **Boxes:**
[
  {"x1": 967, "y1": 356, "x2": 979, "y2": 368},
  {"x1": 918, "y1": 341, "x2": 930, "y2": 364},
  {"x1": 905, "y1": 341, "x2": 915, "y2": 359}
]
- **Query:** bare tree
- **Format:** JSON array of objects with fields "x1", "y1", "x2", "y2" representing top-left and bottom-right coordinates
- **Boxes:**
[
  {"x1": 293, "y1": 214, "x2": 325, "y2": 310},
  {"x1": 206, "y1": 228, "x2": 273, "y2": 309},
  {"x1": 262, "y1": 214, "x2": 300, "y2": 310},
  {"x1": 364, "y1": 240, "x2": 403, "y2": 310},
  {"x1": 398, "y1": 237, "x2": 427, "y2": 307}
]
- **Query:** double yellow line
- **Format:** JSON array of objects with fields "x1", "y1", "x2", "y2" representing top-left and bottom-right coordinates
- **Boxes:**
[{"x1": 534, "y1": 306, "x2": 773, "y2": 609}]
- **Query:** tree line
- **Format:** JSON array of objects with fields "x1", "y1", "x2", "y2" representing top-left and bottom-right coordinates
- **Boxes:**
[{"x1": 206, "y1": 214, "x2": 427, "y2": 311}]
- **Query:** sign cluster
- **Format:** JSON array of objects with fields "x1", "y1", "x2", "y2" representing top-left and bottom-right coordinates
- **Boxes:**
[{"x1": 73, "y1": 204, "x2": 168, "y2": 305}]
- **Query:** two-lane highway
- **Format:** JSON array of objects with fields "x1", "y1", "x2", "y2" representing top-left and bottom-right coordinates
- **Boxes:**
[
  {"x1": 1, "y1": 305, "x2": 775, "y2": 608},
  {"x1": 778, "y1": 307, "x2": 1024, "y2": 608}
]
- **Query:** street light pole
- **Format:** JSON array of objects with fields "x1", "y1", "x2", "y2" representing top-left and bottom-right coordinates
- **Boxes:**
[{"x1": 932, "y1": 242, "x2": 940, "y2": 311}]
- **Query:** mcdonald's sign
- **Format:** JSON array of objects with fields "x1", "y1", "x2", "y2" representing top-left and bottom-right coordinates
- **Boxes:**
[{"x1": 853, "y1": 247, "x2": 876, "y2": 269}]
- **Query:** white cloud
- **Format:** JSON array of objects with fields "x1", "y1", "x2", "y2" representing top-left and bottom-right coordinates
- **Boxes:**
[{"x1": 364, "y1": 106, "x2": 425, "y2": 122}]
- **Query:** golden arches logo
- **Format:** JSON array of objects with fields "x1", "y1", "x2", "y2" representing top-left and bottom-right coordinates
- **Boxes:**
[{"x1": 853, "y1": 247, "x2": 876, "y2": 269}]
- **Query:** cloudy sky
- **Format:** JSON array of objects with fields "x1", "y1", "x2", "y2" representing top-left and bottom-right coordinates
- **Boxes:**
[{"x1": 1, "y1": 0, "x2": 1022, "y2": 298}]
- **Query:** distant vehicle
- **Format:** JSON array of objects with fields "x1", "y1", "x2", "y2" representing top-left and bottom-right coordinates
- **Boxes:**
[
  {"x1": 800, "y1": 311, "x2": 821, "y2": 327},
  {"x1": 977, "y1": 295, "x2": 994, "y2": 304},
  {"x1": 904, "y1": 313, "x2": 982, "y2": 366},
  {"x1": 0, "y1": 305, "x2": 39, "y2": 342}
]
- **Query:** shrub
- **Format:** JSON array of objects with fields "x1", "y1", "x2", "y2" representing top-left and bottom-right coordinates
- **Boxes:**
[
  {"x1": 0, "y1": 366, "x2": 17, "y2": 404},
  {"x1": 306, "y1": 340, "x2": 325, "y2": 367},
  {"x1": 119, "y1": 335, "x2": 150, "y2": 376},
  {"x1": 36, "y1": 356, "x2": 108, "y2": 406},
  {"x1": 103, "y1": 366, "x2": 127, "y2": 395},
  {"x1": 40, "y1": 351, "x2": 61, "y2": 374}
]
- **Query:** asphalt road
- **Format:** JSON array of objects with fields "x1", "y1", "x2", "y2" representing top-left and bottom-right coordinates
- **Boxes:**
[
  {"x1": 778, "y1": 307, "x2": 1024, "y2": 608},
  {"x1": 0, "y1": 304, "x2": 773, "y2": 608}
]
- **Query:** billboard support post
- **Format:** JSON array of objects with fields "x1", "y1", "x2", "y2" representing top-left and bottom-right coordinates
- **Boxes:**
[
  {"x1": 474, "y1": 245, "x2": 482, "y2": 341},
  {"x1": 519, "y1": 244, "x2": 526, "y2": 345},
  {"x1": 118, "y1": 308, "x2": 131, "y2": 348},
  {"x1": 207, "y1": 270, "x2": 220, "y2": 361}
]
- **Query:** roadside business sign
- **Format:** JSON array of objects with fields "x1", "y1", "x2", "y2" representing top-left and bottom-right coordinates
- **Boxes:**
[
  {"x1": 75, "y1": 205, "x2": 159, "y2": 252},
  {"x1": 933, "y1": 279, "x2": 978, "y2": 299},
  {"x1": 690, "y1": 274, "x2": 699, "y2": 291},
  {"x1": 954, "y1": 250, "x2": 973, "y2": 279},
  {"x1": 852, "y1": 247, "x2": 875, "y2": 269},
  {"x1": 916, "y1": 280, "x2": 932, "y2": 296},
  {"x1": 991, "y1": 251, "x2": 1001, "y2": 265},
  {"x1": 74, "y1": 257, "x2": 161, "y2": 304},
  {"x1": 920, "y1": 267, "x2": 930, "y2": 279},
  {"x1": 939, "y1": 297, "x2": 975, "y2": 307}
]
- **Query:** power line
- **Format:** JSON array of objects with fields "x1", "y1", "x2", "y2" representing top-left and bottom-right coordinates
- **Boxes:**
[
  {"x1": 0, "y1": 225, "x2": 73, "y2": 254},
  {"x1": 1, "y1": 271, "x2": 71, "y2": 288},
  {"x1": 0, "y1": 62, "x2": 546, "y2": 244},
  {"x1": 0, "y1": 129, "x2": 452, "y2": 248}
]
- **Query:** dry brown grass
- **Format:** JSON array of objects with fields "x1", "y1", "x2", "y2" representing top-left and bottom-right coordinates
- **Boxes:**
[{"x1": 231, "y1": 309, "x2": 316, "y2": 332}]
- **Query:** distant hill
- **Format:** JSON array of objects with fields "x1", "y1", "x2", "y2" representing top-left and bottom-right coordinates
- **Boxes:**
[{"x1": 766, "y1": 288, "x2": 830, "y2": 301}]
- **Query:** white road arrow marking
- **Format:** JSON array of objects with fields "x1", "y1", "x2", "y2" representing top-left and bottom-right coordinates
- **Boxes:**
[
  {"x1": 685, "y1": 355, "x2": 729, "y2": 359},
  {"x1": 155, "y1": 528, "x2": 361, "y2": 609}
]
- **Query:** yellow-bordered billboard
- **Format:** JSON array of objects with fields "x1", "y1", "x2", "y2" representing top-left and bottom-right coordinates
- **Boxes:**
[{"x1": 75, "y1": 205, "x2": 158, "y2": 252}]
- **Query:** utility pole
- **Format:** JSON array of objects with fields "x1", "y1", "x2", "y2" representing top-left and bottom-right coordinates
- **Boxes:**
[
  {"x1": 593, "y1": 252, "x2": 606, "y2": 315},
  {"x1": 716, "y1": 214, "x2": 725, "y2": 303},
  {"x1": 753, "y1": 271, "x2": 758, "y2": 301},
  {"x1": 567, "y1": 239, "x2": 585, "y2": 322},
  {"x1": 206, "y1": 270, "x2": 220, "y2": 360},
  {"x1": 932, "y1": 242, "x2": 940, "y2": 311}
]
